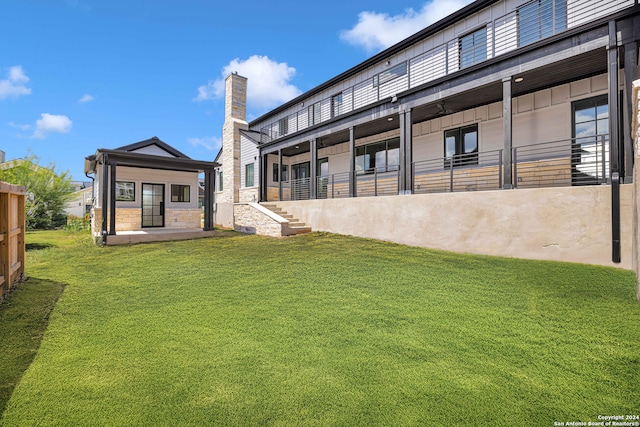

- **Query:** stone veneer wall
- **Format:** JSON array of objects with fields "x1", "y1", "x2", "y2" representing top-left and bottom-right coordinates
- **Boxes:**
[
  {"x1": 216, "y1": 73, "x2": 248, "y2": 229},
  {"x1": 164, "y1": 209, "x2": 201, "y2": 229},
  {"x1": 239, "y1": 187, "x2": 259, "y2": 203},
  {"x1": 91, "y1": 207, "x2": 101, "y2": 235},
  {"x1": 91, "y1": 207, "x2": 201, "y2": 233},
  {"x1": 234, "y1": 203, "x2": 285, "y2": 237}
]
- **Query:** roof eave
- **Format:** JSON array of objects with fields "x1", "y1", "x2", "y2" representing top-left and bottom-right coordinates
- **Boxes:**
[{"x1": 248, "y1": 0, "x2": 497, "y2": 127}]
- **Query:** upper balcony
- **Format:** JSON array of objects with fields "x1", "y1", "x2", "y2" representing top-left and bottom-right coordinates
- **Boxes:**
[{"x1": 250, "y1": 0, "x2": 637, "y2": 144}]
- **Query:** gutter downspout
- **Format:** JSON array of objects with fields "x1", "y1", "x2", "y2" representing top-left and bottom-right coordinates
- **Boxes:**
[
  {"x1": 85, "y1": 171, "x2": 95, "y2": 232},
  {"x1": 609, "y1": 21, "x2": 621, "y2": 263}
]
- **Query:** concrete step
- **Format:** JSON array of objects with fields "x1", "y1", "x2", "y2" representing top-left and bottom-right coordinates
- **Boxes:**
[
  {"x1": 286, "y1": 226, "x2": 312, "y2": 235},
  {"x1": 261, "y1": 203, "x2": 312, "y2": 236}
]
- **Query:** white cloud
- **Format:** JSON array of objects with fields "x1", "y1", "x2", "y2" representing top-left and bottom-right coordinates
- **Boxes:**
[
  {"x1": 0, "y1": 65, "x2": 32, "y2": 99},
  {"x1": 194, "y1": 55, "x2": 302, "y2": 111},
  {"x1": 7, "y1": 121, "x2": 31, "y2": 131},
  {"x1": 33, "y1": 113, "x2": 73, "y2": 139},
  {"x1": 78, "y1": 94, "x2": 95, "y2": 103},
  {"x1": 340, "y1": 0, "x2": 473, "y2": 52},
  {"x1": 188, "y1": 136, "x2": 221, "y2": 152}
]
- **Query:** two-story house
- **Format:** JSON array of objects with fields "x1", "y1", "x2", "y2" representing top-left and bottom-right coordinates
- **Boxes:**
[{"x1": 216, "y1": 0, "x2": 640, "y2": 270}]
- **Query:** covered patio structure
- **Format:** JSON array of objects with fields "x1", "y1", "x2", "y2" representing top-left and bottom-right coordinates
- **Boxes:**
[{"x1": 85, "y1": 139, "x2": 219, "y2": 245}]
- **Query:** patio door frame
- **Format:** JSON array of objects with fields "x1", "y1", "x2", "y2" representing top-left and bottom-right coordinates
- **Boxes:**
[{"x1": 142, "y1": 183, "x2": 165, "y2": 228}]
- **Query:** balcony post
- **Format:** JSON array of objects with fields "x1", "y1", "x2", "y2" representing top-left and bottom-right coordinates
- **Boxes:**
[
  {"x1": 405, "y1": 109, "x2": 413, "y2": 194},
  {"x1": 608, "y1": 20, "x2": 621, "y2": 263},
  {"x1": 399, "y1": 111, "x2": 406, "y2": 194},
  {"x1": 310, "y1": 138, "x2": 317, "y2": 199},
  {"x1": 623, "y1": 41, "x2": 638, "y2": 183},
  {"x1": 349, "y1": 126, "x2": 356, "y2": 197},
  {"x1": 399, "y1": 109, "x2": 413, "y2": 195},
  {"x1": 278, "y1": 149, "x2": 283, "y2": 201},
  {"x1": 259, "y1": 154, "x2": 268, "y2": 202},
  {"x1": 502, "y1": 77, "x2": 513, "y2": 189}
]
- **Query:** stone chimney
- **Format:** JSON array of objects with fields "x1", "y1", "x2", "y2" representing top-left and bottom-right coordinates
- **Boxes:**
[
  {"x1": 0, "y1": 150, "x2": 5, "y2": 164},
  {"x1": 225, "y1": 72, "x2": 247, "y2": 122},
  {"x1": 216, "y1": 73, "x2": 248, "y2": 228}
]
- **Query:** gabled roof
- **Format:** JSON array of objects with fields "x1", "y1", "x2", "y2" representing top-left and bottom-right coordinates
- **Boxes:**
[
  {"x1": 213, "y1": 147, "x2": 222, "y2": 164},
  {"x1": 114, "y1": 136, "x2": 191, "y2": 159},
  {"x1": 84, "y1": 137, "x2": 218, "y2": 175}
]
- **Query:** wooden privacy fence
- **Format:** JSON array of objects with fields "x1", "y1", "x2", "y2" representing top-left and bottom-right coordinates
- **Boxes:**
[{"x1": 0, "y1": 181, "x2": 26, "y2": 300}]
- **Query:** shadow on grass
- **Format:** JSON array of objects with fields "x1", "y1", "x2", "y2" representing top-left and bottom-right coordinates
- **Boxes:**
[
  {"x1": 26, "y1": 243, "x2": 55, "y2": 251},
  {"x1": 0, "y1": 277, "x2": 66, "y2": 417}
]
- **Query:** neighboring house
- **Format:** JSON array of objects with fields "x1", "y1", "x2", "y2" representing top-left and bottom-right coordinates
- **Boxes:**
[
  {"x1": 84, "y1": 137, "x2": 218, "y2": 243},
  {"x1": 215, "y1": 0, "x2": 640, "y2": 270},
  {"x1": 64, "y1": 186, "x2": 93, "y2": 218}
]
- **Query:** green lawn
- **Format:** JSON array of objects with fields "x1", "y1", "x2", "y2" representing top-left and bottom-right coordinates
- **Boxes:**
[{"x1": 1, "y1": 230, "x2": 639, "y2": 426}]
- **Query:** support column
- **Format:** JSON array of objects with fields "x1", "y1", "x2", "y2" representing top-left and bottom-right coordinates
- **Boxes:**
[
  {"x1": 623, "y1": 42, "x2": 638, "y2": 183},
  {"x1": 310, "y1": 138, "x2": 317, "y2": 199},
  {"x1": 101, "y1": 155, "x2": 108, "y2": 239},
  {"x1": 399, "y1": 112, "x2": 406, "y2": 194},
  {"x1": 203, "y1": 168, "x2": 214, "y2": 230},
  {"x1": 502, "y1": 77, "x2": 513, "y2": 189},
  {"x1": 278, "y1": 149, "x2": 283, "y2": 201},
  {"x1": 608, "y1": 21, "x2": 621, "y2": 263},
  {"x1": 407, "y1": 109, "x2": 413, "y2": 194},
  {"x1": 109, "y1": 162, "x2": 116, "y2": 235},
  {"x1": 399, "y1": 109, "x2": 413, "y2": 194},
  {"x1": 259, "y1": 154, "x2": 268, "y2": 202},
  {"x1": 349, "y1": 126, "x2": 356, "y2": 197}
]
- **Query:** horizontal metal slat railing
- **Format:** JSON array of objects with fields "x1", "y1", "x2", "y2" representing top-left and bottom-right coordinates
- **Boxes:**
[
  {"x1": 317, "y1": 172, "x2": 352, "y2": 199},
  {"x1": 258, "y1": 0, "x2": 635, "y2": 142},
  {"x1": 412, "y1": 150, "x2": 503, "y2": 194},
  {"x1": 267, "y1": 135, "x2": 611, "y2": 201},
  {"x1": 355, "y1": 168, "x2": 400, "y2": 198},
  {"x1": 287, "y1": 177, "x2": 311, "y2": 201},
  {"x1": 512, "y1": 135, "x2": 608, "y2": 188}
]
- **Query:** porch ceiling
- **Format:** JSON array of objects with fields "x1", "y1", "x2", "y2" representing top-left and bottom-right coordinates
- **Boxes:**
[
  {"x1": 269, "y1": 42, "x2": 610, "y2": 155},
  {"x1": 281, "y1": 116, "x2": 403, "y2": 154},
  {"x1": 411, "y1": 47, "x2": 608, "y2": 123}
]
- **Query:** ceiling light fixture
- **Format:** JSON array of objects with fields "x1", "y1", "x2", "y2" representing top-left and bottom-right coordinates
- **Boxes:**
[
  {"x1": 295, "y1": 145, "x2": 299, "y2": 149},
  {"x1": 515, "y1": 77, "x2": 524, "y2": 83},
  {"x1": 387, "y1": 117, "x2": 393, "y2": 121}
]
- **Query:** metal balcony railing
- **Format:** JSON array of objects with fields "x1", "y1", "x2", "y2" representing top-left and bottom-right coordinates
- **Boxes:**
[
  {"x1": 317, "y1": 172, "x2": 351, "y2": 199},
  {"x1": 266, "y1": 136, "x2": 611, "y2": 202},
  {"x1": 355, "y1": 168, "x2": 400, "y2": 198},
  {"x1": 412, "y1": 150, "x2": 503, "y2": 194},
  {"x1": 512, "y1": 135, "x2": 609, "y2": 188},
  {"x1": 257, "y1": 0, "x2": 636, "y2": 142}
]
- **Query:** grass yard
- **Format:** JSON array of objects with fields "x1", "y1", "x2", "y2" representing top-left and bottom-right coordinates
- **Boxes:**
[{"x1": 1, "y1": 230, "x2": 639, "y2": 426}]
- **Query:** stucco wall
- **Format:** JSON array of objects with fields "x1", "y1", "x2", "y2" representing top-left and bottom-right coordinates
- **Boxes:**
[
  {"x1": 215, "y1": 202, "x2": 234, "y2": 229},
  {"x1": 276, "y1": 184, "x2": 633, "y2": 270}
]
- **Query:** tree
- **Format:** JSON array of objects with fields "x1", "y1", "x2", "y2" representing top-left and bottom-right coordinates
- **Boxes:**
[{"x1": 0, "y1": 155, "x2": 74, "y2": 230}]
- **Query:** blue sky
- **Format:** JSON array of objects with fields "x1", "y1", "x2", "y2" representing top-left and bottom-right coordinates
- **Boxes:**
[{"x1": 0, "y1": 0, "x2": 471, "y2": 181}]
